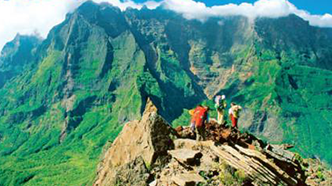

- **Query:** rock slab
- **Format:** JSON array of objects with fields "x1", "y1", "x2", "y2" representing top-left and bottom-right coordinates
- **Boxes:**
[
  {"x1": 168, "y1": 149, "x2": 202, "y2": 165},
  {"x1": 172, "y1": 173, "x2": 205, "y2": 186}
]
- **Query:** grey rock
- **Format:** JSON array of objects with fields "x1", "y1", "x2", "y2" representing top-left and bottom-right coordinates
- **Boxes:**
[
  {"x1": 168, "y1": 149, "x2": 203, "y2": 165},
  {"x1": 113, "y1": 156, "x2": 151, "y2": 186}
]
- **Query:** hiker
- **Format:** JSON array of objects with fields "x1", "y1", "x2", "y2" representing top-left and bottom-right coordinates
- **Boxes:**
[
  {"x1": 214, "y1": 95, "x2": 227, "y2": 125},
  {"x1": 189, "y1": 108, "x2": 196, "y2": 133},
  {"x1": 191, "y1": 105, "x2": 210, "y2": 141},
  {"x1": 229, "y1": 102, "x2": 242, "y2": 128}
]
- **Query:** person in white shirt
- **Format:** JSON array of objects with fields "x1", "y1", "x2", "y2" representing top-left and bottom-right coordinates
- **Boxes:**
[
  {"x1": 228, "y1": 102, "x2": 242, "y2": 128},
  {"x1": 214, "y1": 95, "x2": 227, "y2": 125}
]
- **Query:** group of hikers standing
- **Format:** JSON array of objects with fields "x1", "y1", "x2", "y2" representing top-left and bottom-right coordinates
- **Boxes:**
[{"x1": 189, "y1": 95, "x2": 242, "y2": 141}]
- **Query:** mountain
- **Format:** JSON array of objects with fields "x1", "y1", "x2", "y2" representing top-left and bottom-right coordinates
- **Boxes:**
[
  {"x1": 0, "y1": 34, "x2": 41, "y2": 88},
  {"x1": 0, "y1": 1, "x2": 332, "y2": 186}
]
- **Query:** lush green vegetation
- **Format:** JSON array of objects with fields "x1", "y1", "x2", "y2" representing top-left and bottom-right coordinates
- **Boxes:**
[{"x1": 0, "y1": 2, "x2": 332, "y2": 186}]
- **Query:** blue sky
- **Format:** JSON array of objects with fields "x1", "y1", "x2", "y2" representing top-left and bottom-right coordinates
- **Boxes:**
[{"x1": 135, "y1": 0, "x2": 332, "y2": 15}]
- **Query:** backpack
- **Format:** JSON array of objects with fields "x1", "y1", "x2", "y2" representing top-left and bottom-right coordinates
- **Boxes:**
[
  {"x1": 233, "y1": 105, "x2": 242, "y2": 118},
  {"x1": 215, "y1": 96, "x2": 226, "y2": 110},
  {"x1": 194, "y1": 106, "x2": 208, "y2": 128},
  {"x1": 215, "y1": 96, "x2": 221, "y2": 106},
  {"x1": 189, "y1": 109, "x2": 195, "y2": 116}
]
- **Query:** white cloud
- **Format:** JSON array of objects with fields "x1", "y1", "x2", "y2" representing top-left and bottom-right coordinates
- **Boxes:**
[
  {"x1": 162, "y1": 0, "x2": 332, "y2": 26},
  {"x1": 93, "y1": 0, "x2": 161, "y2": 10},
  {"x1": 0, "y1": 0, "x2": 85, "y2": 51},
  {"x1": 93, "y1": 0, "x2": 141, "y2": 10},
  {"x1": 0, "y1": 0, "x2": 161, "y2": 51},
  {"x1": 0, "y1": 0, "x2": 331, "y2": 52}
]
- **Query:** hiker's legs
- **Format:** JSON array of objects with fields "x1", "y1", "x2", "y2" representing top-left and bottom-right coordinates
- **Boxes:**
[
  {"x1": 195, "y1": 127, "x2": 200, "y2": 141},
  {"x1": 201, "y1": 127, "x2": 206, "y2": 140},
  {"x1": 196, "y1": 127, "x2": 205, "y2": 141},
  {"x1": 190, "y1": 122, "x2": 195, "y2": 133},
  {"x1": 217, "y1": 110, "x2": 224, "y2": 125},
  {"x1": 229, "y1": 114, "x2": 233, "y2": 126},
  {"x1": 231, "y1": 115, "x2": 238, "y2": 128}
]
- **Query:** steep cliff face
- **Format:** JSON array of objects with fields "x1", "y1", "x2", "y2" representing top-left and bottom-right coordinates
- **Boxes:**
[
  {"x1": 0, "y1": 1, "x2": 332, "y2": 186},
  {"x1": 94, "y1": 99, "x2": 175, "y2": 186}
]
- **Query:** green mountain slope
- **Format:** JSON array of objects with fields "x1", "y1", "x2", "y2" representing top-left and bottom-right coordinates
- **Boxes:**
[
  {"x1": 0, "y1": 2, "x2": 332, "y2": 186},
  {"x1": 0, "y1": 34, "x2": 41, "y2": 88}
]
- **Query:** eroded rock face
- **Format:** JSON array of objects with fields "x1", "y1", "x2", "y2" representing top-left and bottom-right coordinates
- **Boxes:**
[
  {"x1": 93, "y1": 99, "x2": 174, "y2": 186},
  {"x1": 94, "y1": 101, "x2": 309, "y2": 186},
  {"x1": 113, "y1": 156, "x2": 151, "y2": 186},
  {"x1": 156, "y1": 139, "x2": 306, "y2": 186}
]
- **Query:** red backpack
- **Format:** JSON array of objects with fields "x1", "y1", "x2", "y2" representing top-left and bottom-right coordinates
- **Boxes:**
[{"x1": 194, "y1": 106, "x2": 208, "y2": 128}]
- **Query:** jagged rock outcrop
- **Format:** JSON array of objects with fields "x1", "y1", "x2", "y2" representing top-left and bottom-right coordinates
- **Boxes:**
[
  {"x1": 93, "y1": 99, "x2": 175, "y2": 186},
  {"x1": 155, "y1": 139, "x2": 306, "y2": 186},
  {"x1": 94, "y1": 100, "x2": 310, "y2": 186}
]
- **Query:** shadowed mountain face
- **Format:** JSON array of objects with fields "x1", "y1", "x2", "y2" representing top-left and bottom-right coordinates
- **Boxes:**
[
  {"x1": 0, "y1": 1, "x2": 332, "y2": 185},
  {"x1": 0, "y1": 34, "x2": 41, "y2": 88}
]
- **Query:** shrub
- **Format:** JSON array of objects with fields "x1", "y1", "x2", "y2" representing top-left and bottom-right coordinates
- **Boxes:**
[{"x1": 219, "y1": 161, "x2": 249, "y2": 186}]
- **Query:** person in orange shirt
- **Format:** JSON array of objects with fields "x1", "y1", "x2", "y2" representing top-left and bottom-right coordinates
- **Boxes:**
[{"x1": 190, "y1": 105, "x2": 210, "y2": 141}]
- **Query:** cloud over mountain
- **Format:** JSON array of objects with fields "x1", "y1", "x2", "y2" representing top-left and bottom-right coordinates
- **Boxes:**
[
  {"x1": 0, "y1": 0, "x2": 331, "y2": 51},
  {"x1": 0, "y1": 0, "x2": 83, "y2": 52},
  {"x1": 162, "y1": 0, "x2": 332, "y2": 27}
]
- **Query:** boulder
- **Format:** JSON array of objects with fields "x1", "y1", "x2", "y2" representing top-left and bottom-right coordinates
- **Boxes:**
[
  {"x1": 168, "y1": 149, "x2": 202, "y2": 165},
  {"x1": 174, "y1": 139, "x2": 202, "y2": 150},
  {"x1": 171, "y1": 173, "x2": 206, "y2": 186},
  {"x1": 176, "y1": 126, "x2": 195, "y2": 139}
]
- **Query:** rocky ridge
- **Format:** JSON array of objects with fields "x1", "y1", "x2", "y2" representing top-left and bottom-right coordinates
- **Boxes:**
[{"x1": 93, "y1": 99, "x2": 328, "y2": 186}]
